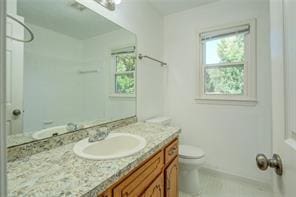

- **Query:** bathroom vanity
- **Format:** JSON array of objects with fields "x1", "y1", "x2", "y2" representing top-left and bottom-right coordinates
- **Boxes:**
[
  {"x1": 7, "y1": 123, "x2": 180, "y2": 197},
  {"x1": 99, "y1": 138, "x2": 179, "y2": 197}
]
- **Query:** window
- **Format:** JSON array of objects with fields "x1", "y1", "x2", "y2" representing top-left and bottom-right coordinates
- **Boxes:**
[
  {"x1": 197, "y1": 20, "x2": 257, "y2": 104},
  {"x1": 111, "y1": 46, "x2": 136, "y2": 96}
]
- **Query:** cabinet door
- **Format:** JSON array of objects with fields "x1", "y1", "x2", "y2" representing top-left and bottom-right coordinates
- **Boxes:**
[
  {"x1": 141, "y1": 174, "x2": 164, "y2": 197},
  {"x1": 165, "y1": 157, "x2": 179, "y2": 197}
]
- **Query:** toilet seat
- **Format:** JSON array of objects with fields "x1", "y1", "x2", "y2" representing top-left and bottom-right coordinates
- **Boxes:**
[{"x1": 179, "y1": 145, "x2": 205, "y2": 159}]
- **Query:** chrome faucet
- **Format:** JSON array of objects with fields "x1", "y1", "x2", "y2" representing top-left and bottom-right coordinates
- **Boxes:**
[
  {"x1": 66, "y1": 122, "x2": 80, "y2": 131},
  {"x1": 88, "y1": 127, "x2": 110, "y2": 143}
]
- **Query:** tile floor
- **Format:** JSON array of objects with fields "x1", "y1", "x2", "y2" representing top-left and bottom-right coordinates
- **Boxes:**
[{"x1": 179, "y1": 170, "x2": 273, "y2": 197}]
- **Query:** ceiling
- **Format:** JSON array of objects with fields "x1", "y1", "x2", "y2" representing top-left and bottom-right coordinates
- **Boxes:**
[
  {"x1": 17, "y1": 0, "x2": 121, "y2": 39},
  {"x1": 147, "y1": 0, "x2": 220, "y2": 15}
]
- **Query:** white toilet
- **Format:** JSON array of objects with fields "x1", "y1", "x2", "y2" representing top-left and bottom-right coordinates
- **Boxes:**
[
  {"x1": 145, "y1": 117, "x2": 206, "y2": 196},
  {"x1": 179, "y1": 144, "x2": 205, "y2": 196}
]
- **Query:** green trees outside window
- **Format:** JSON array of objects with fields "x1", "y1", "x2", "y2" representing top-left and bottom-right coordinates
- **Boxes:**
[
  {"x1": 205, "y1": 34, "x2": 245, "y2": 95},
  {"x1": 115, "y1": 53, "x2": 136, "y2": 94}
]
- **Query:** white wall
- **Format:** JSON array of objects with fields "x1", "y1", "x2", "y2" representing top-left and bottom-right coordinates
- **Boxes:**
[
  {"x1": 77, "y1": 0, "x2": 165, "y2": 121},
  {"x1": 6, "y1": 0, "x2": 16, "y2": 14},
  {"x1": 163, "y1": 0, "x2": 272, "y2": 183}
]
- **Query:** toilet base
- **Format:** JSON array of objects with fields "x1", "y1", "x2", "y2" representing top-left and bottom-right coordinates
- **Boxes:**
[{"x1": 179, "y1": 164, "x2": 202, "y2": 196}]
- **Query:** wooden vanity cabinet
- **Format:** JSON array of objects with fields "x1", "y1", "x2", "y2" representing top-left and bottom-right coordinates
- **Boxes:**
[{"x1": 98, "y1": 138, "x2": 179, "y2": 197}]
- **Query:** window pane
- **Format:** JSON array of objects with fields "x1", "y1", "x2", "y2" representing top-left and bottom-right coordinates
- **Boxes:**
[
  {"x1": 115, "y1": 73, "x2": 135, "y2": 94},
  {"x1": 204, "y1": 64, "x2": 244, "y2": 95},
  {"x1": 205, "y1": 34, "x2": 245, "y2": 64},
  {"x1": 116, "y1": 53, "x2": 136, "y2": 72}
]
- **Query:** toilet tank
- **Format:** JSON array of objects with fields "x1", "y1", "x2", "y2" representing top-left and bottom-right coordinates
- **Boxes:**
[{"x1": 145, "y1": 117, "x2": 172, "y2": 126}]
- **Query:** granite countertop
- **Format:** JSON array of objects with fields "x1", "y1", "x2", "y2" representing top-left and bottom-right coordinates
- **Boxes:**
[
  {"x1": 8, "y1": 122, "x2": 181, "y2": 197},
  {"x1": 6, "y1": 119, "x2": 110, "y2": 148},
  {"x1": 7, "y1": 133, "x2": 35, "y2": 147}
]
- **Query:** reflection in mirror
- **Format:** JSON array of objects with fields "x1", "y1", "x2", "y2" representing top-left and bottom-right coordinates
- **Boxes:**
[{"x1": 6, "y1": 0, "x2": 137, "y2": 147}]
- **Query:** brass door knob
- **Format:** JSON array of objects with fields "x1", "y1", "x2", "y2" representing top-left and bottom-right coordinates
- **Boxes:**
[{"x1": 256, "y1": 153, "x2": 283, "y2": 176}]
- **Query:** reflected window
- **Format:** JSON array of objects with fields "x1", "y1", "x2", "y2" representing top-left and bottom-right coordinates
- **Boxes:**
[{"x1": 112, "y1": 46, "x2": 136, "y2": 95}]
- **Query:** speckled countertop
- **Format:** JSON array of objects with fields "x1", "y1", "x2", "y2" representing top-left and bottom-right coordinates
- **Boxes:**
[
  {"x1": 7, "y1": 133, "x2": 34, "y2": 147},
  {"x1": 8, "y1": 122, "x2": 181, "y2": 197}
]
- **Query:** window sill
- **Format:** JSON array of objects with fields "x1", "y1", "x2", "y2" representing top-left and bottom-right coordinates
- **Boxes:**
[
  {"x1": 109, "y1": 94, "x2": 136, "y2": 98},
  {"x1": 195, "y1": 97, "x2": 257, "y2": 106}
]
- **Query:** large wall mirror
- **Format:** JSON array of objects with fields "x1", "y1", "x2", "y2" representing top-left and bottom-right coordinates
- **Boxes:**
[{"x1": 6, "y1": 0, "x2": 137, "y2": 147}]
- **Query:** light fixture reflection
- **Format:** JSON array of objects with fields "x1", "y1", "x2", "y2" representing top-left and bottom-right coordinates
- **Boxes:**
[
  {"x1": 94, "y1": 0, "x2": 121, "y2": 11},
  {"x1": 114, "y1": 0, "x2": 122, "y2": 5}
]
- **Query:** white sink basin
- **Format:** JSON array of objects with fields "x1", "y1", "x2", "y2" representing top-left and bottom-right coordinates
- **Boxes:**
[
  {"x1": 32, "y1": 125, "x2": 68, "y2": 140},
  {"x1": 73, "y1": 133, "x2": 146, "y2": 160}
]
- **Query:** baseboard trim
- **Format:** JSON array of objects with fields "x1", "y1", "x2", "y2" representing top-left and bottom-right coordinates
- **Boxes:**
[{"x1": 200, "y1": 167, "x2": 272, "y2": 191}]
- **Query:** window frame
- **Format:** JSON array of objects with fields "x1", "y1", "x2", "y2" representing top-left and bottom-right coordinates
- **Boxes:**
[
  {"x1": 110, "y1": 46, "x2": 136, "y2": 98},
  {"x1": 196, "y1": 19, "x2": 257, "y2": 105}
]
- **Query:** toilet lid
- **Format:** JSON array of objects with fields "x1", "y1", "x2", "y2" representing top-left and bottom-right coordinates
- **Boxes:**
[{"x1": 179, "y1": 145, "x2": 205, "y2": 159}]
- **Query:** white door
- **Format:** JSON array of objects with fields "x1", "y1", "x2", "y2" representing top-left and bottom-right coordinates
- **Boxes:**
[
  {"x1": 270, "y1": 0, "x2": 296, "y2": 196},
  {"x1": 6, "y1": 14, "x2": 24, "y2": 135}
]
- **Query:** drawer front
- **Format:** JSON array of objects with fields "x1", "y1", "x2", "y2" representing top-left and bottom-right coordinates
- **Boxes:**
[
  {"x1": 113, "y1": 151, "x2": 164, "y2": 197},
  {"x1": 141, "y1": 173, "x2": 164, "y2": 197},
  {"x1": 164, "y1": 139, "x2": 178, "y2": 165}
]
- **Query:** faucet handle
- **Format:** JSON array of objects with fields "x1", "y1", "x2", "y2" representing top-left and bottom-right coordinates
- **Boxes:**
[
  {"x1": 88, "y1": 127, "x2": 110, "y2": 143},
  {"x1": 66, "y1": 122, "x2": 83, "y2": 131},
  {"x1": 97, "y1": 127, "x2": 110, "y2": 134},
  {"x1": 66, "y1": 122, "x2": 76, "y2": 131},
  {"x1": 88, "y1": 129, "x2": 97, "y2": 138}
]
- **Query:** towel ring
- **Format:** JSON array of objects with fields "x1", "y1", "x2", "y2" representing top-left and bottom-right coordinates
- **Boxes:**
[{"x1": 6, "y1": 14, "x2": 34, "y2": 43}]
